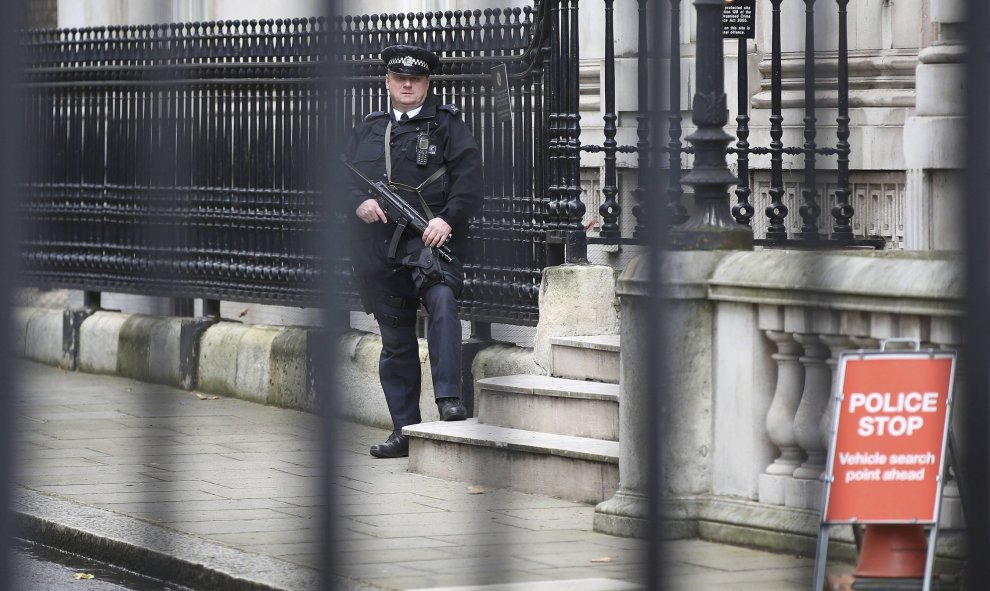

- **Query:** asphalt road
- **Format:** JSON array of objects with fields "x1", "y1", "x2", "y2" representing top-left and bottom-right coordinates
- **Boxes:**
[{"x1": 14, "y1": 539, "x2": 192, "y2": 591}]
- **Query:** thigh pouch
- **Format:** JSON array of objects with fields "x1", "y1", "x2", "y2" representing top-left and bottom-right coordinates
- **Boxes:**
[{"x1": 373, "y1": 293, "x2": 419, "y2": 328}]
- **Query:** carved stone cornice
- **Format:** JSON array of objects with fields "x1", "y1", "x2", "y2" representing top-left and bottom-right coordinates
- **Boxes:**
[{"x1": 751, "y1": 50, "x2": 917, "y2": 109}]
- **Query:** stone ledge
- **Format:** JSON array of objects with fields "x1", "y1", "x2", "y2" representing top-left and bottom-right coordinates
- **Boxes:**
[
  {"x1": 709, "y1": 251, "x2": 962, "y2": 316},
  {"x1": 404, "y1": 419, "x2": 619, "y2": 464},
  {"x1": 406, "y1": 578, "x2": 643, "y2": 591},
  {"x1": 662, "y1": 495, "x2": 966, "y2": 565},
  {"x1": 477, "y1": 374, "x2": 619, "y2": 401},
  {"x1": 550, "y1": 335, "x2": 621, "y2": 352},
  {"x1": 406, "y1": 422, "x2": 619, "y2": 504}
]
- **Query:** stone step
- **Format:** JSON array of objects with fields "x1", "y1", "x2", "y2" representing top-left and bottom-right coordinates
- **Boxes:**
[
  {"x1": 403, "y1": 419, "x2": 619, "y2": 504},
  {"x1": 550, "y1": 334, "x2": 620, "y2": 384},
  {"x1": 475, "y1": 374, "x2": 619, "y2": 440},
  {"x1": 407, "y1": 578, "x2": 643, "y2": 591}
]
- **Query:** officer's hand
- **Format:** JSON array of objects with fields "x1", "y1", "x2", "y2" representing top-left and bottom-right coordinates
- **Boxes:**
[
  {"x1": 423, "y1": 217, "x2": 453, "y2": 248},
  {"x1": 356, "y1": 199, "x2": 388, "y2": 224}
]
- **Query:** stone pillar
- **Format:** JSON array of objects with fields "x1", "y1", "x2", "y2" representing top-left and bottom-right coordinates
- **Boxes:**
[
  {"x1": 758, "y1": 325, "x2": 805, "y2": 506},
  {"x1": 593, "y1": 257, "x2": 650, "y2": 538},
  {"x1": 594, "y1": 252, "x2": 728, "y2": 538},
  {"x1": 902, "y1": 0, "x2": 965, "y2": 250},
  {"x1": 532, "y1": 265, "x2": 620, "y2": 375}
]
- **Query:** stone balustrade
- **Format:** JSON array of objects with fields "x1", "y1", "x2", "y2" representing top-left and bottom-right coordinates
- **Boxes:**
[{"x1": 596, "y1": 249, "x2": 965, "y2": 562}]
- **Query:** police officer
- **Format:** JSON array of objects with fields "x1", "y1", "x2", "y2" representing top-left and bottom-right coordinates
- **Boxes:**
[{"x1": 344, "y1": 45, "x2": 483, "y2": 458}]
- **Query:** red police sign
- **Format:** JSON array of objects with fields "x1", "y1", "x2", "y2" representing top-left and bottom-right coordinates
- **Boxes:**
[{"x1": 823, "y1": 352, "x2": 955, "y2": 524}]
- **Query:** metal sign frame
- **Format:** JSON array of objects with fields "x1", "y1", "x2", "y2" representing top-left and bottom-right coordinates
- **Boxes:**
[{"x1": 812, "y1": 338, "x2": 957, "y2": 591}]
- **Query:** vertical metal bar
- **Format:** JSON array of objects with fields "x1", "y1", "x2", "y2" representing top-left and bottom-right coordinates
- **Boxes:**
[
  {"x1": 202, "y1": 294, "x2": 220, "y2": 320},
  {"x1": 922, "y1": 524, "x2": 938, "y2": 591},
  {"x1": 963, "y1": 0, "x2": 990, "y2": 587},
  {"x1": 83, "y1": 291, "x2": 102, "y2": 310},
  {"x1": 633, "y1": 0, "x2": 649, "y2": 240},
  {"x1": 599, "y1": 0, "x2": 620, "y2": 243},
  {"x1": 766, "y1": 0, "x2": 787, "y2": 239},
  {"x1": 812, "y1": 525, "x2": 831, "y2": 590},
  {"x1": 647, "y1": 2, "x2": 670, "y2": 589},
  {"x1": 0, "y1": 2, "x2": 22, "y2": 578},
  {"x1": 563, "y1": 0, "x2": 587, "y2": 262},
  {"x1": 668, "y1": 0, "x2": 752, "y2": 250},
  {"x1": 547, "y1": 1, "x2": 562, "y2": 243},
  {"x1": 732, "y1": 38, "x2": 754, "y2": 226},
  {"x1": 318, "y1": 4, "x2": 342, "y2": 586},
  {"x1": 512, "y1": 54, "x2": 527, "y2": 319},
  {"x1": 667, "y1": 0, "x2": 687, "y2": 225},
  {"x1": 798, "y1": 0, "x2": 821, "y2": 239},
  {"x1": 831, "y1": 0, "x2": 853, "y2": 239},
  {"x1": 171, "y1": 298, "x2": 194, "y2": 317}
]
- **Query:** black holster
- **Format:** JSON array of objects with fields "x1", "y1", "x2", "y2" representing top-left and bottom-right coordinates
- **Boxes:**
[{"x1": 400, "y1": 246, "x2": 463, "y2": 297}]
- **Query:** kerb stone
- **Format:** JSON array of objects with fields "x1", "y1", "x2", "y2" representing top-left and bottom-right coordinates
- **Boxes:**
[
  {"x1": 21, "y1": 308, "x2": 63, "y2": 366},
  {"x1": 79, "y1": 311, "x2": 132, "y2": 375}
]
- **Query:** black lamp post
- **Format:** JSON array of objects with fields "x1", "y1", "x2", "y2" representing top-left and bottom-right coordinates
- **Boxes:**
[{"x1": 669, "y1": 0, "x2": 752, "y2": 250}]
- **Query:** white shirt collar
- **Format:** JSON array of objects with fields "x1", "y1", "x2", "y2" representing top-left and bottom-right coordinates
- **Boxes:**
[{"x1": 393, "y1": 105, "x2": 423, "y2": 121}]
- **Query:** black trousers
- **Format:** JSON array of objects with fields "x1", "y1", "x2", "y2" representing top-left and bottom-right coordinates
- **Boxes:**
[{"x1": 373, "y1": 271, "x2": 462, "y2": 431}]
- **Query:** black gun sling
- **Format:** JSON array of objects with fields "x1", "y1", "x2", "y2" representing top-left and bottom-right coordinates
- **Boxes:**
[{"x1": 384, "y1": 120, "x2": 448, "y2": 224}]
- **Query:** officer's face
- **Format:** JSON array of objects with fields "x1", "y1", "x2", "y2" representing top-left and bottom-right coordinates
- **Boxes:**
[{"x1": 385, "y1": 73, "x2": 430, "y2": 111}]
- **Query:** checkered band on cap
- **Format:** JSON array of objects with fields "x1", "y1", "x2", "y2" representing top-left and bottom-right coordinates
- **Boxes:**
[
  {"x1": 388, "y1": 55, "x2": 428, "y2": 70},
  {"x1": 382, "y1": 44, "x2": 439, "y2": 74}
]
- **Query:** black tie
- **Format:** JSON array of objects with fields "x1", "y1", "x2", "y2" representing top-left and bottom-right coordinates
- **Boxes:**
[{"x1": 399, "y1": 113, "x2": 409, "y2": 122}]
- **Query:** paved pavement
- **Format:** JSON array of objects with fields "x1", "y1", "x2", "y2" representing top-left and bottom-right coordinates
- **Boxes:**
[{"x1": 13, "y1": 361, "x2": 825, "y2": 591}]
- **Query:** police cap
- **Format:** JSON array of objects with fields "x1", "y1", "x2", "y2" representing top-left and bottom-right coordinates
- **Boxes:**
[{"x1": 382, "y1": 44, "x2": 439, "y2": 76}]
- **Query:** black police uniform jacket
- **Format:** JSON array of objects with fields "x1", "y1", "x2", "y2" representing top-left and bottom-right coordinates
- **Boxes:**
[{"x1": 344, "y1": 93, "x2": 483, "y2": 286}]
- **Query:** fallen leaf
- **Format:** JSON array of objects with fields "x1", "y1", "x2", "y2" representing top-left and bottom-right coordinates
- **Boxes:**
[
  {"x1": 195, "y1": 393, "x2": 221, "y2": 401},
  {"x1": 590, "y1": 556, "x2": 614, "y2": 563},
  {"x1": 466, "y1": 486, "x2": 485, "y2": 495},
  {"x1": 74, "y1": 573, "x2": 95, "y2": 579},
  {"x1": 238, "y1": 307, "x2": 249, "y2": 317}
]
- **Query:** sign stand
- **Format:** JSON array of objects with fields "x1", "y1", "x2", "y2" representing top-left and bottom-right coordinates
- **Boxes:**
[{"x1": 812, "y1": 339, "x2": 957, "y2": 591}]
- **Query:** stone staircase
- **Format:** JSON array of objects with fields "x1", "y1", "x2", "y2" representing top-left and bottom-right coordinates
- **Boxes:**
[{"x1": 403, "y1": 334, "x2": 621, "y2": 504}]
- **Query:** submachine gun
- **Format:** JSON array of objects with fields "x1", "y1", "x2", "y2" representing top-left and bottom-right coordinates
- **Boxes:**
[{"x1": 344, "y1": 161, "x2": 454, "y2": 264}]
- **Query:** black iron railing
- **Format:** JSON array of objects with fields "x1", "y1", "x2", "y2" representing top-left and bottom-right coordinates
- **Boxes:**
[
  {"x1": 18, "y1": 4, "x2": 584, "y2": 326},
  {"x1": 722, "y1": 0, "x2": 881, "y2": 248},
  {"x1": 577, "y1": 0, "x2": 883, "y2": 249},
  {"x1": 18, "y1": 0, "x2": 883, "y2": 331},
  {"x1": 21, "y1": 19, "x2": 331, "y2": 307}
]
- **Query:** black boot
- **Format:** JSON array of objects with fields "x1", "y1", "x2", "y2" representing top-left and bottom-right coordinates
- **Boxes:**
[
  {"x1": 437, "y1": 397, "x2": 467, "y2": 421},
  {"x1": 370, "y1": 431, "x2": 409, "y2": 458}
]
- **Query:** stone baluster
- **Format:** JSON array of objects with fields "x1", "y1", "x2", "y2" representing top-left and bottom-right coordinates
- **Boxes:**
[
  {"x1": 758, "y1": 329, "x2": 806, "y2": 505},
  {"x1": 818, "y1": 335, "x2": 853, "y2": 449},
  {"x1": 787, "y1": 333, "x2": 831, "y2": 509}
]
